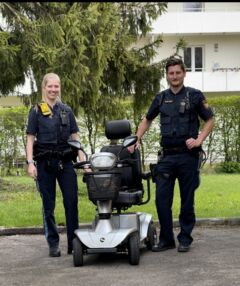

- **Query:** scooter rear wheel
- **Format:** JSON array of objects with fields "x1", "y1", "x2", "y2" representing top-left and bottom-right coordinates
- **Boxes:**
[
  {"x1": 128, "y1": 232, "x2": 140, "y2": 265},
  {"x1": 73, "y1": 237, "x2": 84, "y2": 267}
]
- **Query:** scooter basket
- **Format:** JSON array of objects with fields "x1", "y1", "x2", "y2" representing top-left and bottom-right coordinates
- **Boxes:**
[{"x1": 85, "y1": 171, "x2": 121, "y2": 201}]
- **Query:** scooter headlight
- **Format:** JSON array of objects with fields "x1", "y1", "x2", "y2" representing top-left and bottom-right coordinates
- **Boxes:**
[{"x1": 90, "y1": 152, "x2": 117, "y2": 170}]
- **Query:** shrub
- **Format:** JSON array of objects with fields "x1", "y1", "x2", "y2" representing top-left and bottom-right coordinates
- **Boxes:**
[{"x1": 215, "y1": 161, "x2": 240, "y2": 173}]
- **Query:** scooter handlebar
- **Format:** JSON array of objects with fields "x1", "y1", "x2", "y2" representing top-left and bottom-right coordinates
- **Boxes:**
[{"x1": 73, "y1": 161, "x2": 90, "y2": 169}]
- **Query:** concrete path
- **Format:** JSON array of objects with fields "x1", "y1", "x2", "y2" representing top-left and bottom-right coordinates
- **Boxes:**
[{"x1": 1, "y1": 226, "x2": 240, "y2": 286}]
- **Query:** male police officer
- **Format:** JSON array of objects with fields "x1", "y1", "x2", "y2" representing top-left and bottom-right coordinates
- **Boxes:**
[{"x1": 129, "y1": 57, "x2": 214, "y2": 252}]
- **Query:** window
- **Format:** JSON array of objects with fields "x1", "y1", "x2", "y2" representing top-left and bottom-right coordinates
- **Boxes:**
[
  {"x1": 183, "y1": 2, "x2": 204, "y2": 12},
  {"x1": 184, "y1": 46, "x2": 203, "y2": 72}
]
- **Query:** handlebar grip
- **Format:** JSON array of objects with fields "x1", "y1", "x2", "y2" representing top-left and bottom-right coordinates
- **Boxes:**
[{"x1": 73, "y1": 161, "x2": 89, "y2": 169}]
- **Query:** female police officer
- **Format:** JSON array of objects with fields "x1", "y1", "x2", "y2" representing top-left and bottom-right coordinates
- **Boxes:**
[
  {"x1": 26, "y1": 73, "x2": 85, "y2": 257},
  {"x1": 129, "y1": 57, "x2": 214, "y2": 253}
]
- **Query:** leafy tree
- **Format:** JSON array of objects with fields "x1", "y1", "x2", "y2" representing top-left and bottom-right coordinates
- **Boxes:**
[{"x1": 0, "y1": 106, "x2": 28, "y2": 175}]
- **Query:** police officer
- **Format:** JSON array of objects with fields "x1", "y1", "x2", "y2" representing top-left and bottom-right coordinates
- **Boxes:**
[
  {"x1": 26, "y1": 73, "x2": 85, "y2": 257},
  {"x1": 129, "y1": 57, "x2": 214, "y2": 252}
]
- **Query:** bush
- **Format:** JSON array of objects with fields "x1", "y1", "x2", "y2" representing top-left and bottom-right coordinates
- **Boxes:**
[{"x1": 215, "y1": 161, "x2": 240, "y2": 173}]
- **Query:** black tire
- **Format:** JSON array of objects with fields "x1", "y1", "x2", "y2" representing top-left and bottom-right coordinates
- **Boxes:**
[
  {"x1": 128, "y1": 232, "x2": 140, "y2": 265},
  {"x1": 145, "y1": 221, "x2": 157, "y2": 250},
  {"x1": 73, "y1": 237, "x2": 84, "y2": 267}
]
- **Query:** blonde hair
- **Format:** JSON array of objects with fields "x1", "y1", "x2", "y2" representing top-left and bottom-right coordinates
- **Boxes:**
[{"x1": 41, "y1": 73, "x2": 61, "y2": 102}]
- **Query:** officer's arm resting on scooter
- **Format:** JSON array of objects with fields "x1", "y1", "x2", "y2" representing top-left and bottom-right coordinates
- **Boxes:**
[
  {"x1": 128, "y1": 117, "x2": 153, "y2": 153},
  {"x1": 71, "y1": 132, "x2": 91, "y2": 172}
]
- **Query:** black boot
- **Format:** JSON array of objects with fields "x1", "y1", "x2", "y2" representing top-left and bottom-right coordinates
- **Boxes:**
[{"x1": 49, "y1": 246, "x2": 61, "y2": 257}]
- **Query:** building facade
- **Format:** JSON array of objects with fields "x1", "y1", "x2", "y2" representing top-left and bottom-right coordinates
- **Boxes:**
[
  {"x1": 148, "y1": 2, "x2": 240, "y2": 96},
  {"x1": 0, "y1": 96, "x2": 23, "y2": 107}
]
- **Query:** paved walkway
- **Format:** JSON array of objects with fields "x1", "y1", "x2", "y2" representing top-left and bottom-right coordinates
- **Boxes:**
[{"x1": 1, "y1": 225, "x2": 240, "y2": 286}]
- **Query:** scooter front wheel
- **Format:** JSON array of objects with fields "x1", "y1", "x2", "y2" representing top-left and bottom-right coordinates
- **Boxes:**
[
  {"x1": 73, "y1": 237, "x2": 84, "y2": 267},
  {"x1": 128, "y1": 232, "x2": 140, "y2": 265}
]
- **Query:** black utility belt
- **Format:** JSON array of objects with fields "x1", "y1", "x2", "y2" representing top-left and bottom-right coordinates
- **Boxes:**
[
  {"x1": 34, "y1": 148, "x2": 75, "y2": 161},
  {"x1": 161, "y1": 146, "x2": 201, "y2": 156}
]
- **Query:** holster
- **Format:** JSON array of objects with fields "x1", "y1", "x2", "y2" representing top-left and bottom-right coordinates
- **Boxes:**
[
  {"x1": 149, "y1": 163, "x2": 158, "y2": 183},
  {"x1": 61, "y1": 148, "x2": 78, "y2": 162}
]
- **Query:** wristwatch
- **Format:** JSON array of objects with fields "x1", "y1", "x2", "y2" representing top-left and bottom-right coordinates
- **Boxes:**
[{"x1": 26, "y1": 159, "x2": 35, "y2": 165}]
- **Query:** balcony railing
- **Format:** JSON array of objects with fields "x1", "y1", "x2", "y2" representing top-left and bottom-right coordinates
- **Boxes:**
[{"x1": 151, "y1": 11, "x2": 240, "y2": 35}]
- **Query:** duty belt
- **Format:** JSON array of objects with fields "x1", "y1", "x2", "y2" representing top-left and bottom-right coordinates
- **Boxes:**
[
  {"x1": 162, "y1": 146, "x2": 201, "y2": 156},
  {"x1": 162, "y1": 146, "x2": 189, "y2": 155},
  {"x1": 33, "y1": 148, "x2": 76, "y2": 162}
]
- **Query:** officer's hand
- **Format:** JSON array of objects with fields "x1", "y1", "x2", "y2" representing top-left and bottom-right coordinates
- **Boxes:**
[
  {"x1": 186, "y1": 137, "x2": 202, "y2": 149},
  {"x1": 27, "y1": 164, "x2": 37, "y2": 180},
  {"x1": 83, "y1": 167, "x2": 92, "y2": 173},
  {"x1": 127, "y1": 141, "x2": 140, "y2": 153}
]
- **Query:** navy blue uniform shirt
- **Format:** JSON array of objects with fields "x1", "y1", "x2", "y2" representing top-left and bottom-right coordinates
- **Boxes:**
[
  {"x1": 26, "y1": 102, "x2": 79, "y2": 146},
  {"x1": 146, "y1": 86, "x2": 214, "y2": 148},
  {"x1": 146, "y1": 86, "x2": 213, "y2": 122}
]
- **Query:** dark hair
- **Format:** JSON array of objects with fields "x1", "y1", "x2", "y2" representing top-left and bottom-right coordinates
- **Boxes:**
[{"x1": 165, "y1": 57, "x2": 186, "y2": 73}]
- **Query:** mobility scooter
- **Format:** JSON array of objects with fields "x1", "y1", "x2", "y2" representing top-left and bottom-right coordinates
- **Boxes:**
[{"x1": 72, "y1": 119, "x2": 156, "y2": 266}]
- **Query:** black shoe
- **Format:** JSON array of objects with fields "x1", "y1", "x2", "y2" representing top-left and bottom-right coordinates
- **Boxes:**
[
  {"x1": 152, "y1": 242, "x2": 176, "y2": 252},
  {"x1": 49, "y1": 247, "x2": 61, "y2": 257},
  {"x1": 178, "y1": 243, "x2": 190, "y2": 252}
]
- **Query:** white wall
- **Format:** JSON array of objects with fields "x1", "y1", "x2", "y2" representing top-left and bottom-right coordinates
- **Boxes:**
[
  {"x1": 138, "y1": 34, "x2": 240, "y2": 69},
  {"x1": 151, "y1": 12, "x2": 240, "y2": 35},
  {"x1": 151, "y1": 2, "x2": 240, "y2": 35}
]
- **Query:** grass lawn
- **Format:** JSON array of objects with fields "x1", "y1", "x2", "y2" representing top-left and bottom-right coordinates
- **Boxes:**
[{"x1": 0, "y1": 173, "x2": 240, "y2": 227}]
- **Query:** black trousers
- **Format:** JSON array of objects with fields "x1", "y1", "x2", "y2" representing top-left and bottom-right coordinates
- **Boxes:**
[
  {"x1": 37, "y1": 159, "x2": 79, "y2": 248},
  {"x1": 155, "y1": 152, "x2": 200, "y2": 246}
]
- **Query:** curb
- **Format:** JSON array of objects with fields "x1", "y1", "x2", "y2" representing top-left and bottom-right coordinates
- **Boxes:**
[
  {"x1": 0, "y1": 223, "x2": 91, "y2": 236},
  {"x1": 1, "y1": 218, "x2": 240, "y2": 236}
]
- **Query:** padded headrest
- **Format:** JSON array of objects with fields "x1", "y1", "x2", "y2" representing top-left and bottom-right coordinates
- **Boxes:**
[{"x1": 105, "y1": 120, "x2": 131, "y2": 140}]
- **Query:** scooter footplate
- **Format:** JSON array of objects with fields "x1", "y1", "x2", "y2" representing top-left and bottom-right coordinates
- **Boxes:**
[{"x1": 87, "y1": 248, "x2": 117, "y2": 254}]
